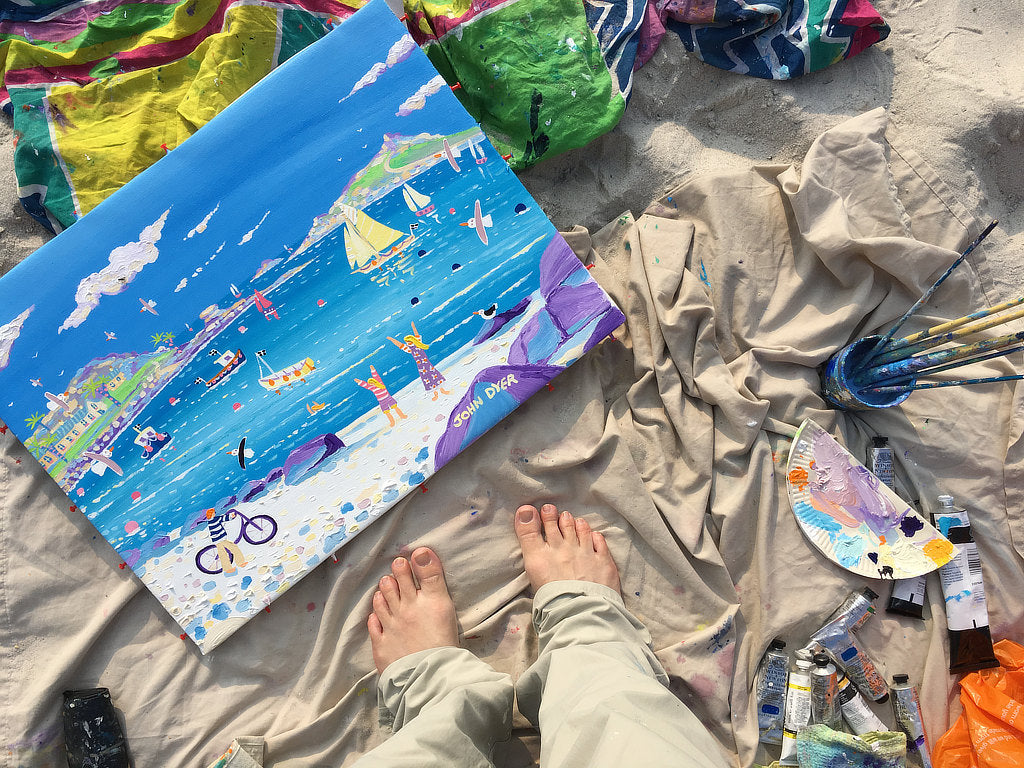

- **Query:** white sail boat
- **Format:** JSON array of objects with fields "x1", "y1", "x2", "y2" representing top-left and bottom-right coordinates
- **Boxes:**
[
  {"x1": 402, "y1": 183, "x2": 435, "y2": 217},
  {"x1": 469, "y1": 136, "x2": 487, "y2": 165},
  {"x1": 340, "y1": 203, "x2": 416, "y2": 273}
]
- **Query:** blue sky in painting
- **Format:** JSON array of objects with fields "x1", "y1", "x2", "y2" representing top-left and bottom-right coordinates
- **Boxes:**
[{"x1": 0, "y1": 0, "x2": 478, "y2": 419}]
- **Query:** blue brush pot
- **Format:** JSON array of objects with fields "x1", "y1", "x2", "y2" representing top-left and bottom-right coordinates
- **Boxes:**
[{"x1": 822, "y1": 335, "x2": 915, "y2": 410}]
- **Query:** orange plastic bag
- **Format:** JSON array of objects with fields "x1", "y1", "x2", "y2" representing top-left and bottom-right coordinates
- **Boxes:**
[{"x1": 933, "y1": 639, "x2": 1024, "y2": 767}]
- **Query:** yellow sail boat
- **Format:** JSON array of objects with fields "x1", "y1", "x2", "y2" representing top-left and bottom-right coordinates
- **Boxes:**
[{"x1": 340, "y1": 203, "x2": 416, "y2": 273}]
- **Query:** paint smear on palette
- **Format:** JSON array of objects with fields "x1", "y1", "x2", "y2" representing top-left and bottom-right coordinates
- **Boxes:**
[{"x1": 786, "y1": 419, "x2": 956, "y2": 579}]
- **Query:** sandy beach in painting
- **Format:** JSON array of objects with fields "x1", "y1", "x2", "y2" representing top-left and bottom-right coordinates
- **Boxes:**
[{"x1": 131, "y1": 298, "x2": 555, "y2": 648}]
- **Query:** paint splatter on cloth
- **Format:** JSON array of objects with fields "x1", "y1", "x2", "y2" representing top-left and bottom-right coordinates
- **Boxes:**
[
  {"x1": 656, "y1": 0, "x2": 890, "y2": 80},
  {"x1": 0, "y1": 0, "x2": 363, "y2": 232}
]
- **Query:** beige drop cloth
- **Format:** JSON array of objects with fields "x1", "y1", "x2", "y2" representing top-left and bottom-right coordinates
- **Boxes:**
[{"x1": 2, "y1": 108, "x2": 1022, "y2": 768}]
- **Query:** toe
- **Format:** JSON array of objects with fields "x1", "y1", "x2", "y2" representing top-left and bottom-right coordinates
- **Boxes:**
[
  {"x1": 514, "y1": 505, "x2": 544, "y2": 547},
  {"x1": 392, "y1": 557, "x2": 416, "y2": 595},
  {"x1": 410, "y1": 547, "x2": 448, "y2": 595},
  {"x1": 540, "y1": 503, "x2": 562, "y2": 542},
  {"x1": 558, "y1": 510, "x2": 578, "y2": 543},
  {"x1": 379, "y1": 575, "x2": 400, "y2": 611},
  {"x1": 367, "y1": 611, "x2": 383, "y2": 639},
  {"x1": 575, "y1": 516, "x2": 594, "y2": 549},
  {"x1": 372, "y1": 590, "x2": 391, "y2": 623}
]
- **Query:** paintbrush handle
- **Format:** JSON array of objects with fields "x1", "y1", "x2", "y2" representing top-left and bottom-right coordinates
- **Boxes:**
[
  {"x1": 858, "y1": 327, "x2": 1024, "y2": 383},
  {"x1": 866, "y1": 342, "x2": 1024, "y2": 387},
  {"x1": 867, "y1": 373, "x2": 1024, "y2": 394},
  {"x1": 865, "y1": 220, "x2": 998, "y2": 359},
  {"x1": 871, "y1": 301, "x2": 1024, "y2": 364},
  {"x1": 879, "y1": 295, "x2": 1024, "y2": 355}
]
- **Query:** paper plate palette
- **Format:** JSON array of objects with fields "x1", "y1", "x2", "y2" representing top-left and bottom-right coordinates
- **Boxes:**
[{"x1": 786, "y1": 419, "x2": 956, "y2": 579}]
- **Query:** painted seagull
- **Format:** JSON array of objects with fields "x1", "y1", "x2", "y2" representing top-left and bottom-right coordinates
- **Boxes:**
[
  {"x1": 472, "y1": 297, "x2": 531, "y2": 344},
  {"x1": 139, "y1": 298, "x2": 159, "y2": 315}
]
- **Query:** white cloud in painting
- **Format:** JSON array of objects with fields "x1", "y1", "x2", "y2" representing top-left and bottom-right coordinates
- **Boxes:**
[
  {"x1": 58, "y1": 209, "x2": 170, "y2": 334},
  {"x1": 0, "y1": 305, "x2": 34, "y2": 370},
  {"x1": 341, "y1": 34, "x2": 417, "y2": 101},
  {"x1": 397, "y1": 74, "x2": 447, "y2": 116},
  {"x1": 186, "y1": 203, "x2": 219, "y2": 239},
  {"x1": 174, "y1": 278, "x2": 188, "y2": 293},
  {"x1": 238, "y1": 211, "x2": 270, "y2": 245}
]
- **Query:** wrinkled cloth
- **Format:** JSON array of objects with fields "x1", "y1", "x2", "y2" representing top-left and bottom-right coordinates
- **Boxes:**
[
  {"x1": 658, "y1": 0, "x2": 890, "y2": 80},
  {"x1": 2, "y1": 108, "x2": 1022, "y2": 768},
  {"x1": 402, "y1": 0, "x2": 630, "y2": 170}
]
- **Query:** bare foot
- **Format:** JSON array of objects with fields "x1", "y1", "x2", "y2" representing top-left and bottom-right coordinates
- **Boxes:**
[
  {"x1": 514, "y1": 504, "x2": 621, "y2": 594},
  {"x1": 367, "y1": 547, "x2": 459, "y2": 673}
]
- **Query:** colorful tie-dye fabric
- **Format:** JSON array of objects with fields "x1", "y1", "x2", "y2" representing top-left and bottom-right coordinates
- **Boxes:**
[
  {"x1": 658, "y1": 0, "x2": 890, "y2": 80},
  {"x1": 0, "y1": 0, "x2": 361, "y2": 231}
]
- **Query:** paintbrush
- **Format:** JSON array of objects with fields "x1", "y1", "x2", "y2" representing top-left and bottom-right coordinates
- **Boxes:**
[
  {"x1": 865, "y1": 220, "x2": 998, "y2": 360},
  {"x1": 866, "y1": 373, "x2": 1024, "y2": 395},
  {"x1": 856, "y1": 327, "x2": 1024, "y2": 384},
  {"x1": 863, "y1": 342, "x2": 1024, "y2": 387},
  {"x1": 882, "y1": 295, "x2": 1024, "y2": 352},
  {"x1": 871, "y1": 297, "x2": 1024, "y2": 365}
]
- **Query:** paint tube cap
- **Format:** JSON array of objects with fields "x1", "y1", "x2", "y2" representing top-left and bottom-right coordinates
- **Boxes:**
[
  {"x1": 862, "y1": 587, "x2": 880, "y2": 601},
  {"x1": 872, "y1": 435, "x2": 889, "y2": 447},
  {"x1": 812, "y1": 653, "x2": 831, "y2": 667},
  {"x1": 938, "y1": 494, "x2": 955, "y2": 508},
  {"x1": 770, "y1": 638, "x2": 787, "y2": 650},
  {"x1": 893, "y1": 673, "x2": 910, "y2": 684}
]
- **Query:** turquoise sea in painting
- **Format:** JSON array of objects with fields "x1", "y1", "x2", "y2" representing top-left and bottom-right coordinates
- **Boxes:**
[{"x1": 0, "y1": 0, "x2": 623, "y2": 651}]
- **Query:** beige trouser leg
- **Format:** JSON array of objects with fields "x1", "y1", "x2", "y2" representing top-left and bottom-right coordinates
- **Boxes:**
[
  {"x1": 516, "y1": 581, "x2": 731, "y2": 768},
  {"x1": 351, "y1": 646, "x2": 514, "y2": 768}
]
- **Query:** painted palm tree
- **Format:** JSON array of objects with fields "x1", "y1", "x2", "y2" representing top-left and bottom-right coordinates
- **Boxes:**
[
  {"x1": 161, "y1": 331, "x2": 176, "y2": 345},
  {"x1": 25, "y1": 411, "x2": 45, "y2": 429},
  {"x1": 151, "y1": 333, "x2": 165, "y2": 347},
  {"x1": 82, "y1": 379, "x2": 102, "y2": 397}
]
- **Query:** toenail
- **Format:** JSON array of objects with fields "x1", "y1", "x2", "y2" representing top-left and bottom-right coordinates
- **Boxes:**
[
  {"x1": 393, "y1": 557, "x2": 406, "y2": 568},
  {"x1": 518, "y1": 507, "x2": 535, "y2": 523},
  {"x1": 413, "y1": 550, "x2": 431, "y2": 566}
]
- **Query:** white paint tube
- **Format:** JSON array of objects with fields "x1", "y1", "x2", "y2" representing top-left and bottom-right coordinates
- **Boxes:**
[
  {"x1": 837, "y1": 673, "x2": 887, "y2": 735},
  {"x1": 809, "y1": 653, "x2": 840, "y2": 729},
  {"x1": 932, "y1": 496, "x2": 999, "y2": 673},
  {"x1": 867, "y1": 436, "x2": 927, "y2": 621},
  {"x1": 890, "y1": 674, "x2": 933, "y2": 768},
  {"x1": 755, "y1": 638, "x2": 789, "y2": 745},
  {"x1": 779, "y1": 658, "x2": 813, "y2": 766}
]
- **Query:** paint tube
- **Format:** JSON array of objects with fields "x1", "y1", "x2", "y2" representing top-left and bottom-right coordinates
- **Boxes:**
[
  {"x1": 809, "y1": 653, "x2": 840, "y2": 729},
  {"x1": 755, "y1": 638, "x2": 789, "y2": 745},
  {"x1": 866, "y1": 436, "x2": 928, "y2": 620},
  {"x1": 867, "y1": 436, "x2": 895, "y2": 487},
  {"x1": 779, "y1": 658, "x2": 813, "y2": 766},
  {"x1": 890, "y1": 674, "x2": 932, "y2": 768},
  {"x1": 932, "y1": 496, "x2": 999, "y2": 673},
  {"x1": 836, "y1": 673, "x2": 887, "y2": 735},
  {"x1": 804, "y1": 588, "x2": 889, "y2": 702}
]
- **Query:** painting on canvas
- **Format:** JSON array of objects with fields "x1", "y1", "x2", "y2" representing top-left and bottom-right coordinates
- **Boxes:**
[{"x1": 0, "y1": 0, "x2": 624, "y2": 651}]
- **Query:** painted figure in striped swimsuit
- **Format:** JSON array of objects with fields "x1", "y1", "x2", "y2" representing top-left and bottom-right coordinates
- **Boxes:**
[{"x1": 355, "y1": 365, "x2": 408, "y2": 427}]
